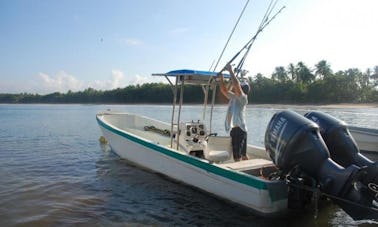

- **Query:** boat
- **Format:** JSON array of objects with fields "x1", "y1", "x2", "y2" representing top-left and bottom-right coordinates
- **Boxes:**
[
  {"x1": 97, "y1": 70, "x2": 288, "y2": 217},
  {"x1": 97, "y1": 70, "x2": 378, "y2": 220},
  {"x1": 348, "y1": 126, "x2": 378, "y2": 154}
]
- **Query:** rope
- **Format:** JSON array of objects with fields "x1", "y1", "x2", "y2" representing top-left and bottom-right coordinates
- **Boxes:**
[{"x1": 144, "y1": 126, "x2": 171, "y2": 137}]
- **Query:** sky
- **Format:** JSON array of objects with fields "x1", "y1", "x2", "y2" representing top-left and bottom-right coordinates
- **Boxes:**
[{"x1": 0, "y1": 0, "x2": 377, "y2": 94}]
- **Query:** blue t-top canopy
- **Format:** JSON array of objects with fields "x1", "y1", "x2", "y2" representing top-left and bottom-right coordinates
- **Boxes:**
[
  {"x1": 152, "y1": 69, "x2": 230, "y2": 85},
  {"x1": 166, "y1": 69, "x2": 219, "y2": 77}
]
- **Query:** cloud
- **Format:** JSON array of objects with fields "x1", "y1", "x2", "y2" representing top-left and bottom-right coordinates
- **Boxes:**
[
  {"x1": 130, "y1": 74, "x2": 150, "y2": 85},
  {"x1": 110, "y1": 70, "x2": 125, "y2": 88},
  {"x1": 37, "y1": 71, "x2": 84, "y2": 93},
  {"x1": 32, "y1": 70, "x2": 127, "y2": 94},
  {"x1": 0, "y1": 70, "x2": 161, "y2": 94},
  {"x1": 91, "y1": 70, "x2": 126, "y2": 90}
]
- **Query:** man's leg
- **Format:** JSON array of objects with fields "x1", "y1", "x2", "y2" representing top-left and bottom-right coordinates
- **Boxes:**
[
  {"x1": 230, "y1": 127, "x2": 242, "y2": 161},
  {"x1": 241, "y1": 130, "x2": 248, "y2": 160}
]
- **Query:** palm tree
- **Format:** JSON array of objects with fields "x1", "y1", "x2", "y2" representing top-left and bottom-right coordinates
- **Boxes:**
[
  {"x1": 287, "y1": 63, "x2": 296, "y2": 82},
  {"x1": 315, "y1": 60, "x2": 333, "y2": 79},
  {"x1": 362, "y1": 68, "x2": 372, "y2": 88},
  {"x1": 374, "y1": 65, "x2": 378, "y2": 75},
  {"x1": 296, "y1": 62, "x2": 314, "y2": 85},
  {"x1": 272, "y1": 66, "x2": 288, "y2": 82},
  {"x1": 253, "y1": 73, "x2": 264, "y2": 83},
  {"x1": 372, "y1": 66, "x2": 378, "y2": 83}
]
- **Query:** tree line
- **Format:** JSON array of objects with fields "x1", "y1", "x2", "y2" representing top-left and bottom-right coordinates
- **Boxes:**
[
  {"x1": 1, "y1": 60, "x2": 377, "y2": 104},
  {"x1": 252, "y1": 60, "x2": 378, "y2": 103}
]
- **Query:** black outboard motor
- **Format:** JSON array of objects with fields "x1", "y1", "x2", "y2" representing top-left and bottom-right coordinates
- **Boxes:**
[
  {"x1": 304, "y1": 111, "x2": 378, "y2": 186},
  {"x1": 304, "y1": 111, "x2": 374, "y2": 167},
  {"x1": 265, "y1": 110, "x2": 378, "y2": 220}
]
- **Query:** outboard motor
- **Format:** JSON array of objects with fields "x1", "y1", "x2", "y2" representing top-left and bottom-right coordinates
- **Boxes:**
[
  {"x1": 304, "y1": 111, "x2": 378, "y2": 186},
  {"x1": 304, "y1": 111, "x2": 374, "y2": 166},
  {"x1": 265, "y1": 110, "x2": 378, "y2": 220}
]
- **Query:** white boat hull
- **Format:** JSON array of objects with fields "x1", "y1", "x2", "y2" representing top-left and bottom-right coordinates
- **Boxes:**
[
  {"x1": 349, "y1": 126, "x2": 378, "y2": 154},
  {"x1": 97, "y1": 112, "x2": 288, "y2": 217}
]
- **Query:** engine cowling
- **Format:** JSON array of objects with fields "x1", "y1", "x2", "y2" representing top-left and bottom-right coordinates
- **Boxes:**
[
  {"x1": 304, "y1": 111, "x2": 374, "y2": 167},
  {"x1": 265, "y1": 110, "x2": 378, "y2": 220}
]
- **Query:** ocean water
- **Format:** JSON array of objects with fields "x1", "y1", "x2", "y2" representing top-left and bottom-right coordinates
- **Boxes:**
[{"x1": 0, "y1": 104, "x2": 377, "y2": 226}]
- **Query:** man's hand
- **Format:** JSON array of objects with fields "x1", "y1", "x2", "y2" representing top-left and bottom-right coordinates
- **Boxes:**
[{"x1": 225, "y1": 63, "x2": 233, "y2": 72}]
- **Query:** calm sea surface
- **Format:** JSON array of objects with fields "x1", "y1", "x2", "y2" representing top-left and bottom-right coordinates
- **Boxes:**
[{"x1": 0, "y1": 104, "x2": 377, "y2": 226}]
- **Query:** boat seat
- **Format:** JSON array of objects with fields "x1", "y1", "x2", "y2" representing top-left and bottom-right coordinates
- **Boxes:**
[
  {"x1": 220, "y1": 158, "x2": 274, "y2": 171},
  {"x1": 204, "y1": 136, "x2": 232, "y2": 162}
]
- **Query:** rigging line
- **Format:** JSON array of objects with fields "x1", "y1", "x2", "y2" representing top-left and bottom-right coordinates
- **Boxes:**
[
  {"x1": 212, "y1": 0, "x2": 250, "y2": 72},
  {"x1": 265, "y1": 0, "x2": 279, "y2": 25},
  {"x1": 260, "y1": 5, "x2": 286, "y2": 32},
  {"x1": 258, "y1": 0, "x2": 276, "y2": 30},
  {"x1": 236, "y1": 6, "x2": 285, "y2": 76},
  {"x1": 248, "y1": 0, "x2": 277, "y2": 46},
  {"x1": 235, "y1": 5, "x2": 286, "y2": 75},
  {"x1": 223, "y1": 1, "x2": 284, "y2": 71},
  {"x1": 208, "y1": 59, "x2": 215, "y2": 71}
]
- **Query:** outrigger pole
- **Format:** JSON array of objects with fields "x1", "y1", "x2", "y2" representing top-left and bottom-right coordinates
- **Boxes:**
[
  {"x1": 212, "y1": 0, "x2": 250, "y2": 72},
  {"x1": 205, "y1": 0, "x2": 251, "y2": 133},
  {"x1": 220, "y1": 0, "x2": 285, "y2": 76},
  {"x1": 205, "y1": 1, "x2": 284, "y2": 133}
]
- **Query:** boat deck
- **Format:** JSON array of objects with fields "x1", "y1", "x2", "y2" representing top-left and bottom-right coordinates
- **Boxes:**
[{"x1": 219, "y1": 158, "x2": 274, "y2": 171}]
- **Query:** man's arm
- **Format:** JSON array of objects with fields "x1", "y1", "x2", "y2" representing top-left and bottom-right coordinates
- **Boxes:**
[
  {"x1": 219, "y1": 72, "x2": 230, "y2": 100},
  {"x1": 225, "y1": 64, "x2": 243, "y2": 97}
]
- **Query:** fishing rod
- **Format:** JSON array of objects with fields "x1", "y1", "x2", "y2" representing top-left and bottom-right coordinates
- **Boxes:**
[
  {"x1": 235, "y1": 4, "x2": 285, "y2": 77},
  {"x1": 221, "y1": 0, "x2": 285, "y2": 77},
  {"x1": 213, "y1": 0, "x2": 250, "y2": 72},
  {"x1": 234, "y1": 0, "x2": 280, "y2": 73}
]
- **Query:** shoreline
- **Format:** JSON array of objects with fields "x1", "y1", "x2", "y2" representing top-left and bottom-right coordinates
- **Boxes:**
[
  {"x1": 317, "y1": 103, "x2": 378, "y2": 108},
  {"x1": 1, "y1": 102, "x2": 378, "y2": 108},
  {"x1": 252, "y1": 103, "x2": 378, "y2": 109}
]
